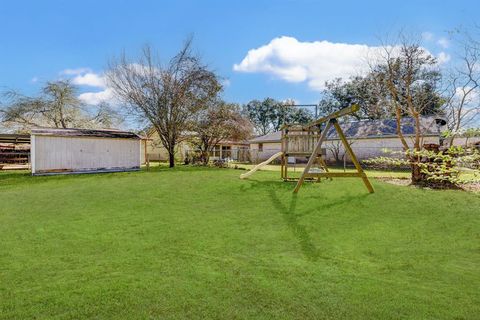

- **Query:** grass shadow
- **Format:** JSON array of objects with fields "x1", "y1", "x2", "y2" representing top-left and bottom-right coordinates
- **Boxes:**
[
  {"x1": 245, "y1": 178, "x2": 374, "y2": 261},
  {"x1": 267, "y1": 187, "x2": 320, "y2": 261}
]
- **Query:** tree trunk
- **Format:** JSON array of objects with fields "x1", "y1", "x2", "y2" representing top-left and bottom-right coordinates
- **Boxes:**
[
  {"x1": 168, "y1": 151, "x2": 175, "y2": 168},
  {"x1": 201, "y1": 150, "x2": 210, "y2": 165},
  {"x1": 410, "y1": 144, "x2": 452, "y2": 187},
  {"x1": 411, "y1": 162, "x2": 423, "y2": 185},
  {"x1": 335, "y1": 155, "x2": 342, "y2": 166}
]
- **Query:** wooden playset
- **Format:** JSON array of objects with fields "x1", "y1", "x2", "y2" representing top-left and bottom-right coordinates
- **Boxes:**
[{"x1": 240, "y1": 104, "x2": 374, "y2": 194}]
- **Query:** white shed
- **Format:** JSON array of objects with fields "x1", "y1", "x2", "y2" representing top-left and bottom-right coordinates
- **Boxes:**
[{"x1": 31, "y1": 128, "x2": 141, "y2": 175}]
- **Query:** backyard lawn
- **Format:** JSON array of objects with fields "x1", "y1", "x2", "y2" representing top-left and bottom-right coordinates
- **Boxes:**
[{"x1": 1, "y1": 166, "x2": 479, "y2": 319}]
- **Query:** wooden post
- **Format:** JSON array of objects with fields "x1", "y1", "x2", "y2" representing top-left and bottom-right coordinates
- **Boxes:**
[
  {"x1": 293, "y1": 120, "x2": 333, "y2": 193},
  {"x1": 332, "y1": 119, "x2": 374, "y2": 193},
  {"x1": 146, "y1": 153, "x2": 150, "y2": 171},
  {"x1": 144, "y1": 139, "x2": 148, "y2": 165}
]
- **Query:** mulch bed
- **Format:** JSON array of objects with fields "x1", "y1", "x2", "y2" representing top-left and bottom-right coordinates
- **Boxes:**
[
  {"x1": 375, "y1": 177, "x2": 480, "y2": 193},
  {"x1": 461, "y1": 182, "x2": 480, "y2": 193}
]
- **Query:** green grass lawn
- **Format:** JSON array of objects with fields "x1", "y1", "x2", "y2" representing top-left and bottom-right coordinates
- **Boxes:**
[
  {"x1": 233, "y1": 162, "x2": 479, "y2": 181},
  {"x1": 1, "y1": 167, "x2": 479, "y2": 319}
]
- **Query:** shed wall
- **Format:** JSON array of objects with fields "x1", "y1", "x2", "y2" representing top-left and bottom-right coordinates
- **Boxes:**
[{"x1": 32, "y1": 135, "x2": 140, "y2": 174}]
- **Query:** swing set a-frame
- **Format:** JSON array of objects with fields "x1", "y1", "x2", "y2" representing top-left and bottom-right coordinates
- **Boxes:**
[{"x1": 241, "y1": 104, "x2": 374, "y2": 194}]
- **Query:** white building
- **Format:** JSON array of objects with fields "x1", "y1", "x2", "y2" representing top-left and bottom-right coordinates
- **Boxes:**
[
  {"x1": 31, "y1": 128, "x2": 141, "y2": 175},
  {"x1": 249, "y1": 117, "x2": 455, "y2": 163},
  {"x1": 144, "y1": 129, "x2": 249, "y2": 163}
]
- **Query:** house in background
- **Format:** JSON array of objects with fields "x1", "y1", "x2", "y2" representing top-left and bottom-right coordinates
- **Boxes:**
[
  {"x1": 249, "y1": 117, "x2": 453, "y2": 164},
  {"x1": 141, "y1": 129, "x2": 193, "y2": 163},
  {"x1": 144, "y1": 129, "x2": 250, "y2": 163}
]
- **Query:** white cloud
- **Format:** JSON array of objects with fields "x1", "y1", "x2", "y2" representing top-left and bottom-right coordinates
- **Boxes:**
[
  {"x1": 71, "y1": 72, "x2": 106, "y2": 88},
  {"x1": 234, "y1": 36, "x2": 390, "y2": 91},
  {"x1": 31, "y1": 77, "x2": 39, "y2": 83},
  {"x1": 437, "y1": 37, "x2": 450, "y2": 49},
  {"x1": 60, "y1": 68, "x2": 106, "y2": 88},
  {"x1": 61, "y1": 68, "x2": 92, "y2": 75},
  {"x1": 422, "y1": 32, "x2": 434, "y2": 41},
  {"x1": 60, "y1": 68, "x2": 114, "y2": 105},
  {"x1": 78, "y1": 88, "x2": 115, "y2": 105},
  {"x1": 437, "y1": 52, "x2": 451, "y2": 64}
]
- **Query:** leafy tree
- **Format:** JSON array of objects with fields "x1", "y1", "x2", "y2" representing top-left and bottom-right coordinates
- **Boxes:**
[
  {"x1": 191, "y1": 101, "x2": 252, "y2": 164},
  {"x1": 243, "y1": 98, "x2": 313, "y2": 135},
  {"x1": 288, "y1": 107, "x2": 314, "y2": 126},
  {"x1": 242, "y1": 98, "x2": 277, "y2": 135},
  {"x1": 318, "y1": 76, "x2": 391, "y2": 120},
  {"x1": 0, "y1": 80, "x2": 119, "y2": 132},
  {"x1": 107, "y1": 40, "x2": 221, "y2": 168},
  {"x1": 318, "y1": 73, "x2": 443, "y2": 121}
]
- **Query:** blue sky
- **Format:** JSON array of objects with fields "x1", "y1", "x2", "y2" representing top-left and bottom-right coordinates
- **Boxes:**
[{"x1": 0, "y1": 0, "x2": 478, "y2": 112}]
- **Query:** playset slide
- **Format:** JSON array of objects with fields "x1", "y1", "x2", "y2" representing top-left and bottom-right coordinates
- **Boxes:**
[{"x1": 239, "y1": 152, "x2": 283, "y2": 179}]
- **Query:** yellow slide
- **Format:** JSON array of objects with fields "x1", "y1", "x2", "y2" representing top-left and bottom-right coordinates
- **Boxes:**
[{"x1": 240, "y1": 152, "x2": 283, "y2": 179}]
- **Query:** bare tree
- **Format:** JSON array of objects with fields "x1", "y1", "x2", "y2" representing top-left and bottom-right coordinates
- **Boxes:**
[
  {"x1": 0, "y1": 80, "x2": 119, "y2": 132},
  {"x1": 191, "y1": 101, "x2": 252, "y2": 164},
  {"x1": 107, "y1": 40, "x2": 221, "y2": 167},
  {"x1": 327, "y1": 139, "x2": 355, "y2": 165},
  {"x1": 372, "y1": 34, "x2": 442, "y2": 184},
  {"x1": 442, "y1": 30, "x2": 480, "y2": 145}
]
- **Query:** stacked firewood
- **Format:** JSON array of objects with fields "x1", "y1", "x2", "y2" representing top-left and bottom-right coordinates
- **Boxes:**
[{"x1": 0, "y1": 144, "x2": 30, "y2": 164}]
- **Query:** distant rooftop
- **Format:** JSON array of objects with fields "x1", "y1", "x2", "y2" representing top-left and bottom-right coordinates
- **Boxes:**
[
  {"x1": 31, "y1": 128, "x2": 141, "y2": 140},
  {"x1": 249, "y1": 117, "x2": 446, "y2": 143}
]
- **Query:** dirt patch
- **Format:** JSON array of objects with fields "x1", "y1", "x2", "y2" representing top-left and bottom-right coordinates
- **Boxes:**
[{"x1": 375, "y1": 177, "x2": 411, "y2": 186}]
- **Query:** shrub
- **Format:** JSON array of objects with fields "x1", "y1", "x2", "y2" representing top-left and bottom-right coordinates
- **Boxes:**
[{"x1": 364, "y1": 146, "x2": 480, "y2": 188}]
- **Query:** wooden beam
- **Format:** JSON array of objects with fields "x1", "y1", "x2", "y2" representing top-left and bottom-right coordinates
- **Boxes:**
[
  {"x1": 304, "y1": 172, "x2": 364, "y2": 178},
  {"x1": 285, "y1": 152, "x2": 322, "y2": 156},
  {"x1": 293, "y1": 120, "x2": 333, "y2": 193},
  {"x1": 302, "y1": 104, "x2": 359, "y2": 129},
  {"x1": 332, "y1": 119, "x2": 374, "y2": 193}
]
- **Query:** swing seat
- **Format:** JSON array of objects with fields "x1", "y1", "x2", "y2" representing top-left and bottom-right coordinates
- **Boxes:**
[{"x1": 307, "y1": 167, "x2": 324, "y2": 174}]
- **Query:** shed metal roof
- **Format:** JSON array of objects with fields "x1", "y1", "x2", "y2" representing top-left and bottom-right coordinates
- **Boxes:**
[{"x1": 31, "y1": 128, "x2": 141, "y2": 140}]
